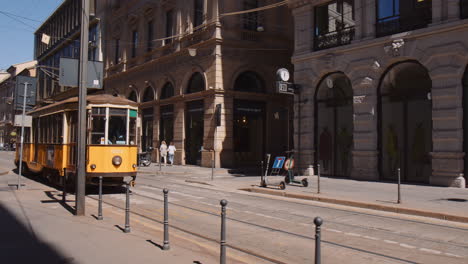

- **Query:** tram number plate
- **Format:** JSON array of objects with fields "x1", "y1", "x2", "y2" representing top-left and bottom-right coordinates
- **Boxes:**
[{"x1": 111, "y1": 149, "x2": 123, "y2": 154}]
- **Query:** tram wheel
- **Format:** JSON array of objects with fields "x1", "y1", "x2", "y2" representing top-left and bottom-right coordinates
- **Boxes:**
[
  {"x1": 302, "y1": 179, "x2": 308, "y2": 187},
  {"x1": 279, "y1": 182, "x2": 286, "y2": 190}
]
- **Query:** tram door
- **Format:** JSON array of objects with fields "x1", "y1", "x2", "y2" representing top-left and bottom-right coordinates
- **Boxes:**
[
  {"x1": 185, "y1": 100, "x2": 204, "y2": 165},
  {"x1": 233, "y1": 100, "x2": 265, "y2": 167}
]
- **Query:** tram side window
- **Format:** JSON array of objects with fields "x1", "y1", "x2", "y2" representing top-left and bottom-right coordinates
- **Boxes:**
[
  {"x1": 91, "y1": 107, "x2": 106, "y2": 144},
  {"x1": 129, "y1": 109, "x2": 137, "y2": 145},
  {"x1": 55, "y1": 114, "x2": 63, "y2": 144},
  {"x1": 109, "y1": 108, "x2": 127, "y2": 145}
]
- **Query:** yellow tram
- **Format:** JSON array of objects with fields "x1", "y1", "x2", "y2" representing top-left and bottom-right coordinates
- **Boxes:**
[{"x1": 15, "y1": 94, "x2": 139, "y2": 186}]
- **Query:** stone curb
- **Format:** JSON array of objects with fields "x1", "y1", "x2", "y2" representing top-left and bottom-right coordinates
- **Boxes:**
[
  {"x1": 242, "y1": 187, "x2": 468, "y2": 224},
  {"x1": 0, "y1": 167, "x2": 10, "y2": 176}
]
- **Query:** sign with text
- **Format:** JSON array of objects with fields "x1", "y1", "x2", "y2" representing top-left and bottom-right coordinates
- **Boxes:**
[
  {"x1": 276, "y1": 81, "x2": 295, "y2": 95},
  {"x1": 14, "y1": 76, "x2": 37, "y2": 111},
  {"x1": 14, "y1": 115, "x2": 32, "y2": 127}
]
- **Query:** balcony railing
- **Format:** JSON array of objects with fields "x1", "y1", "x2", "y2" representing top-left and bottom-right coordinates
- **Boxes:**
[
  {"x1": 376, "y1": 12, "x2": 431, "y2": 37},
  {"x1": 462, "y1": 0, "x2": 468, "y2": 19},
  {"x1": 314, "y1": 27, "x2": 355, "y2": 51}
]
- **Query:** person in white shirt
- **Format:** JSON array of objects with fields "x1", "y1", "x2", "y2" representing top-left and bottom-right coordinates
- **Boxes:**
[
  {"x1": 168, "y1": 142, "x2": 176, "y2": 165},
  {"x1": 159, "y1": 141, "x2": 168, "y2": 166}
]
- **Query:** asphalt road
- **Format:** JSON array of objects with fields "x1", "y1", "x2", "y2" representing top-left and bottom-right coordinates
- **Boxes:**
[{"x1": 2, "y1": 151, "x2": 468, "y2": 264}]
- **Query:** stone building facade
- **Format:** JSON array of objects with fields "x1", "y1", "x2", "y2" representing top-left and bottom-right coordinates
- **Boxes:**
[
  {"x1": 289, "y1": 0, "x2": 468, "y2": 187},
  {"x1": 102, "y1": 0, "x2": 294, "y2": 168}
]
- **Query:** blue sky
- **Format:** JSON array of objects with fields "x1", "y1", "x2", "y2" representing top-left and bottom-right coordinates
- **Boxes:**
[{"x1": 0, "y1": 0, "x2": 63, "y2": 71}]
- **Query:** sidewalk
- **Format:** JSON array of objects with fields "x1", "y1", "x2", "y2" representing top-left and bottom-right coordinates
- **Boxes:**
[
  {"x1": 139, "y1": 164, "x2": 468, "y2": 223},
  {"x1": 0, "y1": 173, "x2": 243, "y2": 264}
]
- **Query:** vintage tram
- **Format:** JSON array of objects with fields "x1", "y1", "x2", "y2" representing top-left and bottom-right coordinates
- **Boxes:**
[{"x1": 15, "y1": 94, "x2": 139, "y2": 186}]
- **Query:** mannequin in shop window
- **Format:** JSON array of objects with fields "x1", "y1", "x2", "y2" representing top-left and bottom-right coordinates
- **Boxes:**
[
  {"x1": 319, "y1": 127, "x2": 332, "y2": 173},
  {"x1": 385, "y1": 124, "x2": 399, "y2": 178}
]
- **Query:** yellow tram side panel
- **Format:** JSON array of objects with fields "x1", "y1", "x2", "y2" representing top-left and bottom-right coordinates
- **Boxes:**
[
  {"x1": 19, "y1": 144, "x2": 66, "y2": 175},
  {"x1": 87, "y1": 146, "x2": 138, "y2": 175}
]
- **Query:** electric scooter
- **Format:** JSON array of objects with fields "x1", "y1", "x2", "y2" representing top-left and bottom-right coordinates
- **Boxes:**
[
  {"x1": 283, "y1": 150, "x2": 308, "y2": 187},
  {"x1": 260, "y1": 154, "x2": 287, "y2": 190}
]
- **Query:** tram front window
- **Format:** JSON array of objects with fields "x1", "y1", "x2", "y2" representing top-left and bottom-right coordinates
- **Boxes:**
[
  {"x1": 91, "y1": 107, "x2": 106, "y2": 144},
  {"x1": 109, "y1": 108, "x2": 127, "y2": 145}
]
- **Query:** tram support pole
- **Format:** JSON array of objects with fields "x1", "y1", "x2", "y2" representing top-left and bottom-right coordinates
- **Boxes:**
[
  {"x1": 97, "y1": 176, "x2": 103, "y2": 220},
  {"x1": 75, "y1": 0, "x2": 90, "y2": 216},
  {"x1": 317, "y1": 164, "x2": 321, "y2": 194},
  {"x1": 16, "y1": 81, "x2": 30, "y2": 190},
  {"x1": 163, "y1": 189, "x2": 170, "y2": 250}
]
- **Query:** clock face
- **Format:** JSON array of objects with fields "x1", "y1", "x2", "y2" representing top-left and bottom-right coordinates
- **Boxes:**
[{"x1": 277, "y1": 68, "x2": 290, "y2": 81}]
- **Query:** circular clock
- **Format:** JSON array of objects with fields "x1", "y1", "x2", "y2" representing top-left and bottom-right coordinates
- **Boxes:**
[{"x1": 276, "y1": 68, "x2": 290, "y2": 82}]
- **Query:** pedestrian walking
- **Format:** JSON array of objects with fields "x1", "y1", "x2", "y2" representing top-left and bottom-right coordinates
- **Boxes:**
[
  {"x1": 160, "y1": 141, "x2": 168, "y2": 166},
  {"x1": 168, "y1": 142, "x2": 176, "y2": 166}
]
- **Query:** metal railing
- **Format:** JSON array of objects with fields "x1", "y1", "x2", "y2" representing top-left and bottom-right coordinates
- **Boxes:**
[{"x1": 314, "y1": 27, "x2": 355, "y2": 51}]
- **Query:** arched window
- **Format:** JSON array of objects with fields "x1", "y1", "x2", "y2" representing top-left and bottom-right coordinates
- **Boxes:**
[
  {"x1": 160, "y1": 82, "x2": 174, "y2": 99},
  {"x1": 234, "y1": 71, "x2": 264, "y2": 93},
  {"x1": 186, "y1": 72, "x2": 205, "y2": 94},
  {"x1": 128, "y1": 90, "x2": 137, "y2": 102},
  {"x1": 142, "y1": 87, "x2": 155, "y2": 102}
]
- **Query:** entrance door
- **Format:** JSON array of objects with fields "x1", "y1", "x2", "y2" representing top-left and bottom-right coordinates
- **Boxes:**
[
  {"x1": 315, "y1": 73, "x2": 353, "y2": 177},
  {"x1": 160, "y1": 105, "x2": 174, "y2": 144},
  {"x1": 233, "y1": 100, "x2": 266, "y2": 167},
  {"x1": 380, "y1": 62, "x2": 432, "y2": 183},
  {"x1": 185, "y1": 100, "x2": 204, "y2": 165},
  {"x1": 142, "y1": 108, "x2": 153, "y2": 152}
]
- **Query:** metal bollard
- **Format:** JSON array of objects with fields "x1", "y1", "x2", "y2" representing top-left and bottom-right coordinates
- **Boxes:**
[
  {"x1": 163, "y1": 188, "x2": 170, "y2": 250},
  {"x1": 211, "y1": 158, "x2": 215, "y2": 181},
  {"x1": 97, "y1": 176, "x2": 103, "y2": 220},
  {"x1": 397, "y1": 168, "x2": 401, "y2": 204},
  {"x1": 62, "y1": 168, "x2": 67, "y2": 203},
  {"x1": 124, "y1": 183, "x2": 131, "y2": 233},
  {"x1": 314, "y1": 217, "x2": 323, "y2": 264},
  {"x1": 220, "y1": 199, "x2": 228, "y2": 264},
  {"x1": 260, "y1": 160, "x2": 264, "y2": 178},
  {"x1": 317, "y1": 164, "x2": 321, "y2": 194}
]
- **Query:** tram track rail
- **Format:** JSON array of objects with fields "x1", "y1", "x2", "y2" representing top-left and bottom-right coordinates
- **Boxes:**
[{"x1": 87, "y1": 187, "x2": 431, "y2": 264}]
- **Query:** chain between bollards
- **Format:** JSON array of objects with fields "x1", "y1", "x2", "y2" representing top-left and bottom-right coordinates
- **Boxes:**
[
  {"x1": 124, "y1": 182, "x2": 131, "y2": 233},
  {"x1": 163, "y1": 188, "x2": 170, "y2": 250},
  {"x1": 314, "y1": 217, "x2": 323, "y2": 264},
  {"x1": 62, "y1": 168, "x2": 67, "y2": 203},
  {"x1": 220, "y1": 199, "x2": 228, "y2": 264},
  {"x1": 97, "y1": 176, "x2": 103, "y2": 220},
  {"x1": 397, "y1": 168, "x2": 401, "y2": 204},
  {"x1": 317, "y1": 164, "x2": 321, "y2": 194}
]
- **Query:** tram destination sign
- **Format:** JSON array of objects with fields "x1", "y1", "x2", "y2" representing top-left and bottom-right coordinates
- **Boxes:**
[{"x1": 276, "y1": 81, "x2": 296, "y2": 95}]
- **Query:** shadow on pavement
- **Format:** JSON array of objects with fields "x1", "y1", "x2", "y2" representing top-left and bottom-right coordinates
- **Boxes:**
[{"x1": 0, "y1": 204, "x2": 73, "y2": 263}]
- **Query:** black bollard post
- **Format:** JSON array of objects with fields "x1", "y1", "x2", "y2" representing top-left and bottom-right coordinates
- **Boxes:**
[
  {"x1": 163, "y1": 188, "x2": 170, "y2": 250},
  {"x1": 124, "y1": 182, "x2": 131, "y2": 233},
  {"x1": 62, "y1": 168, "x2": 67, "y2": 203},
  {"x1": 397, "y1": 168, "x2": 401, "y2": 204},
  {"x1": 97, "y1": 176, "x2": 103, "y2": 220},
  {"x1": 314, "y1": 217, "x2": 323, "y2": 264},
  {"x1": 317, "y1": 164, "x2": 321, "y2": 194},
  {"x1": 220, "y1": 199, "x2": 228, "y2": 264}
]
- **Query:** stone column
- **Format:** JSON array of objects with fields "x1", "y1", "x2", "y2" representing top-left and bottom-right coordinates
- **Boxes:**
[
  {"x1": 431, "y1": 0, "x2": 443, "y2": 25},
  {"x1": 361, "y1": 0, "x2": 376, "y2": 39},
  {"x1": 353, "y1": 0, "x2": 363, "y2": 40},
  {"x1": 292, "y1": 4, "x2": 313, "y2": 55},
  {"x1": 447, "y1": 0, "x2": 461, "y2": 21},
  {"x1": 430, "y1": 73, "x2": 465, "y2": 187},
  {"x1": 173, "y1": 101, "x2": 185, "y2": 165}
]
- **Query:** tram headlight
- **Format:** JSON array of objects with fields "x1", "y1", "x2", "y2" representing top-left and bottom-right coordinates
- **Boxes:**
[
  {"x1": 90, "y1": 164, "x2": 97, "y2": 169},
  {"x1": 112, "y1": 156, "x2": 122, "y2": 166},
  {"x1": 132, "y1": 164, "x2": 137, "y2": 168}
]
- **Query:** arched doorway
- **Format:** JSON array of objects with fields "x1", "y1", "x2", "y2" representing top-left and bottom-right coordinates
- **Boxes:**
[
  {"x1": 141, "y1": 87, "x2": 155, "y2": 152},
  {"x1": 379, "y1": 61, "x2": 432, "y2": 183},
  {"x1": 233, "y1": 71, "x2": 266, "y2": 166},
  {"x1": 142, "y1": 87, "x2": 155, "y2": 102},
  {"x1": 160, "y1": 82, "x2": 174, "y2": 147},
  {"x1": 186, "y1": 72, "x2": 205, "y2": 94},
  {"x1": 463, "y1": 66, "x2": 468, "y2": 184},
  {"x1": 161, "y1": 82, "x2": 174, "y2": 99},
  {"x1": 128, "y1": 90, "x2": 137, "y2": 102},
  {"x1": 315, "y1": 73, "x2": 353, "y2": 177}
]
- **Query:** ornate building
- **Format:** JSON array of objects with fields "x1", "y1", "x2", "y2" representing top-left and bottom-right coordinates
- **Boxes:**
[
  {"x1": 102, "y1": 0, "x2": 294, "y2": 168},
  {"x1": 290, "y1": 0, "x2": 468, "y2": 187}
]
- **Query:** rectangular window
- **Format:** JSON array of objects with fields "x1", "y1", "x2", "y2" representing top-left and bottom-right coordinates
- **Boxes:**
[
  {"x1": 165, "y1": 10, "x2": 174, "y2": 44},
  {"x1": 114, "y1": 39, "x2": 120, "y2": 64},
  {"x1": 314, "y1": 0, "x2": 355, "y2": 51},
  {"x1": 242, "y1": 0, "x2": 259, "y2": 31},
  {"x1": 147, "y1": 20, "x2": 154, "y2": 52},
  {"x1": 131, "y1": 30, "x2": 138, "y2": 58},
  {"x1": 129, "y1": 109, "x2": 137, "y2": 145},
  {"x1": 194, "y1": 0, "x2": 204, "y2": 28},
  {"x1": 91, "y1": 107, "x2": 106, "y2": 144},
  {"x1": 109, "y1": 108, "x2": 127, "y2": 145}
]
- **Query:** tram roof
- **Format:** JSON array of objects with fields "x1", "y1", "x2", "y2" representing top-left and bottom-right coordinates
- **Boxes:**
[{"x1": 28, "y1": 94, "x2": 139, "y2": 116}]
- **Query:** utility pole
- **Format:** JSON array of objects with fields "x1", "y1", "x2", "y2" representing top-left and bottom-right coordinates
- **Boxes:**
[
  {"x1": 16, "y1": 82, "x2": 29, "y2": 190},
  {"x1": 76, "y1": 0, "x2": 89, "y2": 216}
]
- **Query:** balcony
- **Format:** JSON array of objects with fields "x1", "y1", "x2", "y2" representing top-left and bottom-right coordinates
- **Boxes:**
[
  {"x1": 314, "y1": 27, "x2": 355, "y2": 51},
  {"x1": 462, "y1": 0, "x2": 468, "y2": 19},
  {"x1": 376, "y1": 13, "x2": 431, "y2": 37}
]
